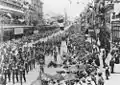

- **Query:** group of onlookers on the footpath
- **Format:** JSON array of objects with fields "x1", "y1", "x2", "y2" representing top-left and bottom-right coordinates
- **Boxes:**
[{"x1": 38, "y1": 39, "x2": 120, "y2": 85}]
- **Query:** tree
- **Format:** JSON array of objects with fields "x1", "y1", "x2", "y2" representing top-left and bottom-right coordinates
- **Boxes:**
[{"x1": 99, "y1": 26, "x2": 110, "y2": 52}]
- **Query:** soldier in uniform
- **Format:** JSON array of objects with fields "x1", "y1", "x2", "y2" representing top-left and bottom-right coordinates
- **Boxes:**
[
  {"x1": 22, "y1": 65, "x2": 26, "y2": 82},
  {"x1": 15, "y1": 64, "x2": 19, "y2": 82},
  {"x1": 3, "y1": 65, "x2": 7, "y2": 85},
  {"x1": 24, "y1": 57, "x2": 28, "y2": 74},
  {"x1": 19, "y1": 64, "x2": 23, "y2": 85},
  {"x1": 6, "y1": 64, "x2": 11, "y2": 82},
  {"x1": 28, "y1": 57, "x2": 32, "y2": 71},
  {"x1": 12, "y1": 64, "x2": 16, "y2": 84},
  {"x1": 19, "y1": 64, "x2": 26, "y2": 84}
]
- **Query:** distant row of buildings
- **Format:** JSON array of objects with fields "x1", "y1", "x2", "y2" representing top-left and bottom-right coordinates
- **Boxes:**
[
  {"x1": 0, "y1": 0, "x2": 43, "y2": 41},
  {"x1": 80, "y1": 0, "x2": 120, "y2": 42},
  {"x1": 0, "y1": 0, "x2": 43, "y2": 26}
]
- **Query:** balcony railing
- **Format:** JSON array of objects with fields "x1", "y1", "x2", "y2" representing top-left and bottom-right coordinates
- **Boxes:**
[{"x1": 1, "y1": 0, "x2": 23, "y2": 8}]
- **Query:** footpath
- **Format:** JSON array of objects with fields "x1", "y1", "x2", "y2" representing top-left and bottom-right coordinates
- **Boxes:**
[{"x1": 6, "y1": 25, "x2": 72, "y2": 85}]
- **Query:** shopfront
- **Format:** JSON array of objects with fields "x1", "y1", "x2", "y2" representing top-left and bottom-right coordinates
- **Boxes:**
[
  {"x1": 3, "y1": 26, "x2": 34, "y2": 41},
  {"x1": 111, "y1": 21, "x2": 120, "y2": 42}
]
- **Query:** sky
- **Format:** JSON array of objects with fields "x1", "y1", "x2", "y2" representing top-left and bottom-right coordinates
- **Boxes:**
[{"x1": 42, "y1": 0, "x2": 90, "y2": 18}]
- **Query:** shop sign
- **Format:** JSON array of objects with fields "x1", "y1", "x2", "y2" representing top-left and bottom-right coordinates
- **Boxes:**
[{"x1": 14, "y1": 28, "x2": 23, "y2": 34}]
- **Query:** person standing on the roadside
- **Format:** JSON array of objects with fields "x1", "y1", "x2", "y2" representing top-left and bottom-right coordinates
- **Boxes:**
[
  {"x1": 105, "y1": 65, "x2": 110, "y2": 80},
  {"x1": 102, "y1": 50, "x2": 106, "y2": 68},
  {"x1": 110, "y1": 58, "x2": 115, "y2": 73},
  {"x1": 97, "y1": 72, "x2": 104, "y2": 85},
  {"x1": 54, "y1": 51, "x2": 57, "y2": 62}
]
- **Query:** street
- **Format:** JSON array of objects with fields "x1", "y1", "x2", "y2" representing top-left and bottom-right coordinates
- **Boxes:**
[
  {"x1": 105, "y1": 64, "x2": 120, "y2": 85},
  {"x1": 6, "y1": 25, "x2": 71, "y2": 85},
  {"x1": 1, "y1": 0, "x2": 120, "y2": 85}
]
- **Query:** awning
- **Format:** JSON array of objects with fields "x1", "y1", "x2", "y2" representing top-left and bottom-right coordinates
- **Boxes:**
[
  {"x1": 3, "y1": 25, "x2": 34, "y2": 29},
  {"x1": 0, "y1": 5, "x2": 24, "y2": 15}
]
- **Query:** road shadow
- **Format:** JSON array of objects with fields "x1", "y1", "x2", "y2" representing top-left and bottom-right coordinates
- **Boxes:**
[{"x1": 112, "y1": 72, "x2": 120, "y2": 74}]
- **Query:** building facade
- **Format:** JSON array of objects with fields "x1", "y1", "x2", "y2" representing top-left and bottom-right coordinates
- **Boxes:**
[
  {"x1": 31, "y1": 0, "x2": 43, "y2": 25},
  {"x1": 0, "y1": 0, "x2": 35, "y2": 41},
  {"x1": 0, "y1": 0, "x2": 25, "y2": 25}
]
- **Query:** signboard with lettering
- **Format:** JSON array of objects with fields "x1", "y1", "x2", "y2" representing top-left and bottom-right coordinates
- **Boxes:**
[
  {"x1": 14, "y1": 28, "x2": 23, "y2": 34},
  {"x1": 112, "y1": 21, "x2": 120, "y2": 42}
]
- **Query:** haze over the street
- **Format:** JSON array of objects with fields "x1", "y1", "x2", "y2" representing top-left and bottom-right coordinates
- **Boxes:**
[{"x1": 42, "y1": 0, "x2": 90, "y2": 17}]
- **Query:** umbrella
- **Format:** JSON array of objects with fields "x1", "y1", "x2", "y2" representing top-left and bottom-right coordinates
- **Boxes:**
[
  {"x1": 52, "y1": 73, "x2": 64, "y2": 81},
  {"x1": 64, "y1": 73, "x2": 77, "y2": 80}
]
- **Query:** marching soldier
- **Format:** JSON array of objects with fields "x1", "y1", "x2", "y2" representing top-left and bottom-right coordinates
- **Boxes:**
[
  {"x1": 24, "y1": 58, "x2": 28, "y2": 74},
  {"x1": 19, "y1": 65, "x2": 23, "y2": 85},
  {"x1": 22, "y1": 65, "x2": 26, "y2": 83},
  {"x1": 15, "y1": 64, "x2": 19, "y2": 82},
  {"x1": 6, "y1": 64, "x2": 11, "y2": 82},
  {"x1": 12, "y1": 64, "x2": 16, "y2": 84},
  {"x1": 19, "y1": 64, "x2": 26, "y2": 85},
  {"x1": 3, "y1": 66, "x2": 7, "y2": 85},
  {"x1": 28, "y1": 58, "x2": 32, "y2": 71}
]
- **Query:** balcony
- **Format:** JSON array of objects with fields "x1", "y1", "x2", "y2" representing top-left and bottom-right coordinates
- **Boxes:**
[{"x1": 1, "y1": 0, "x2": 22, "y2": 8}]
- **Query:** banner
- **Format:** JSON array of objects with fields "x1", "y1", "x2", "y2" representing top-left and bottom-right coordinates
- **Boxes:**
[{"x1": 14, "y1": 28, "x2": 23, "y2": 34}]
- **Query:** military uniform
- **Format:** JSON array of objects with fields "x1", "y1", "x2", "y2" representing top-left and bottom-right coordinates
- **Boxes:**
[
  {"x1": 28, "y1": 58, "x2": 32, "y2": 71},
  {"x1": 15, "y1": 65, "x2": 19, "y2": 82},
  {"x1": 6, "y1": 65, "x2": 11, "y2": 82},
  {"x1": 12, "y1": 65, "x2": 16, "y2": 84},
  {"x1": 24, "y1": 58, "x2": 28, "y2": 73},
  {"x1": 19, "y1": 65, "x2": 26, "y2": 84},
  {"x1": 3, "y1": 67, "x2": 7, "y2": 85}
]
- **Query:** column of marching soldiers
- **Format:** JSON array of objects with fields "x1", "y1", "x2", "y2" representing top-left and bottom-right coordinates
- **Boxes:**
[
  {"x1": 0, "y1": 42, "x2": 45, "y2": 84},
  {"x1": 1, "y1": 40, "x2": 60, "y2": 85}
]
